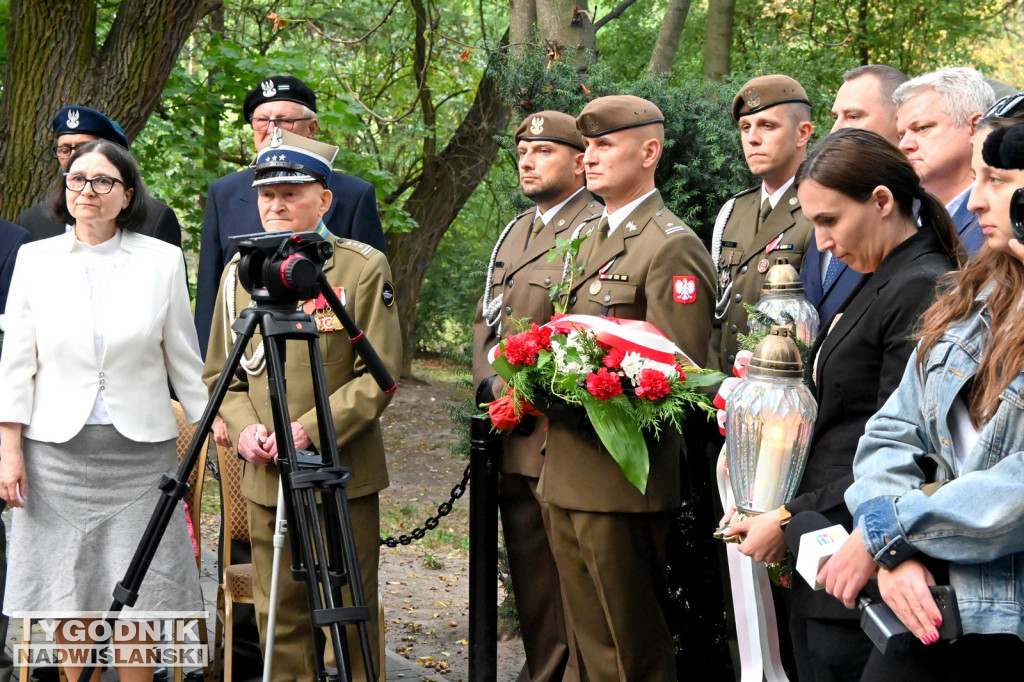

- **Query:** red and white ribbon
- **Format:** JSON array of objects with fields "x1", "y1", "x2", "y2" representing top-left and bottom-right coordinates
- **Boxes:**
[{"x1": 543, "y1": 314, "x2": 700, "y2": 367}]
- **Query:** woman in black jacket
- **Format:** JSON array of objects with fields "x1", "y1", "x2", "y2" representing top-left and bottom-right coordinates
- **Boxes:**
[{"x1": 723, "y1": 128, "x2": 964, "y2": 680}]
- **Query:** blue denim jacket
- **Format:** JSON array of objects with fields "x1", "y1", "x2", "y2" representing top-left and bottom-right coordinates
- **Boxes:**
[{"x1": 845, "y1": 297, "x2": 1024, "y2": 637}]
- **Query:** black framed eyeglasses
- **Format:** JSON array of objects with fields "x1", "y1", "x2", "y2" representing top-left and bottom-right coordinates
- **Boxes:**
[
  {"x1": 64, "y1": 173, "x2": 125, "y2": 194},
  {"x1": 982, "y1": 92, "x2": 1024, "y2": 121},
  {"x1": 251, "y1": 116, "x2": 314, "y2": 132},
  {"x1": 52, "y1": 144, "x2": 85, "y2": 160}
]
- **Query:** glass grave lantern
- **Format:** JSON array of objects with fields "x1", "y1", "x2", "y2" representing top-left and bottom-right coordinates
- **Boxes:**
[
  {"x1": 748, "y1": 258, "x2": 820, "y2": 348},
  {"x1": 725, "y1": 325, "x2": 817, "y2": 517}
]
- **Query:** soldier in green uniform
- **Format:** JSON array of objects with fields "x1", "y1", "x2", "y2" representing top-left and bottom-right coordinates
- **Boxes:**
[
  {"x1": 539, "y1": 95, "x2": 716, "y2": 681},
  {"x1": 473, "y1": 111, "x2": 599, "y2": 681},
  {"x1": 203, "y1": 129, "x2": 401, "y2": 682},
  {"x1": 709, "y1": 75, "x2": 815, "y2": 370}
]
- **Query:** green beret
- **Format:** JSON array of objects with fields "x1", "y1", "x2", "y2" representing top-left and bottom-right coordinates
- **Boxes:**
[
  {"x1": 732, "y1": 75, "x2": 810, "y2": 121},
  {"x1": 514, "y1": 111, "x2": 585, "y2": 151},
  {"x1": 576, "y1": 95, "x2": 665, "y2": 137}
]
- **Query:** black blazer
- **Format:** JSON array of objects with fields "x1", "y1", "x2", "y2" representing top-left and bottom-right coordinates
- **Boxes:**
[
  {"x1": 193, "y1": 168, "x2": 387, "y2": 357},
  {"x1": 16, "y1": 195, "x2": 182, "y2": 248},
  {"x1": 801, "y1": 235, "x2": 866, "y2": 325},
  {"x1": 0, "y1": 219, "x2": 30, "y2": 315},
  {"x1": 787, "y1": 227, "x2": 954, "y2": 619}
]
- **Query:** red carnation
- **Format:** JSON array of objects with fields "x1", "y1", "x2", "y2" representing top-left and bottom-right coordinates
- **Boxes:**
[
  {"x1": 488, "y1": 395, "x2": 522, "y2": 431},
  {"x1": 603, "y1": 347, "x2": 626, "y2": 369},
  {"x1": 586, "y1": 367, "x2": 624, "y2": 400},
  {"x1": 674, "y1": 363, "x2": 687, "y2": 380},
  {"x1": 635, "y1": 368, "x2": 671, "y2": 400},
  {"x1": 504, "y1": 332, "x2": 540, "y2": 366},
  {"x1": 528, "y1": 323, "x2": 553, "y2": 351}
]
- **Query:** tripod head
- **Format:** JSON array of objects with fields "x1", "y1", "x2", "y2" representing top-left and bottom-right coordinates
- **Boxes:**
[{"x1": 232, "y1": 230, "x2": 333, "y2": 305}]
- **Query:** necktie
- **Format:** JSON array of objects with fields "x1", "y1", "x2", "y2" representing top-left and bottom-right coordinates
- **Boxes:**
[
  {"x1": 591, "y1": 216, "x2": 609, "y2": 251},
  {"x1": 757, "y1": 199, "x2": 772, "y2": 232},
  {"x1": 525, "y1": 215, "x2": 544, "y2": 248},
  {"x1": 823, "y1": 254, "x2": 843, "y2": 290}
]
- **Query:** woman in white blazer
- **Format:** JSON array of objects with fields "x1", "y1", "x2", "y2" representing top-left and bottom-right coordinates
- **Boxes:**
[{"x1": 0, "y1": 140, "x2": 208, "y2": 682}]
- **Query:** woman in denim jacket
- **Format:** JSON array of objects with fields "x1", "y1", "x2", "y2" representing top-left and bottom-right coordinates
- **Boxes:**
[{"x1": 820, "y1": 105, "x2": 1024, "y2": 676}]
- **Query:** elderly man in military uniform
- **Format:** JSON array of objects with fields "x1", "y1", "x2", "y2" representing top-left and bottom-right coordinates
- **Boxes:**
[
  {"x1": 709, "y1": 75, "x2": 815, "y2": 371},
  {"x1": 538, "y1": 95, "x2": 716, "y2": 681},
  {"x1": 203, "y1": 129, "x2": 401, "y2": 682},
  {"x1": 473, "y1": 111, "x2": 599, "y2": 682}
]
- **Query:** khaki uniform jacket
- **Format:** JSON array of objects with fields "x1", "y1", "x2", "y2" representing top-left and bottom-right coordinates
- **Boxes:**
[
  {"x1": 538, "y1": 191, "x2": 716, "y2": 513},
  {"x1": 471, "y1": 189, "x2": 601, "y2": 477},
  {"x1": 709, "y1": 184, "x2": 813, "y2": 370},
  {"x1": 203, "y1": 236, "x2": 402, "y2": 505}
]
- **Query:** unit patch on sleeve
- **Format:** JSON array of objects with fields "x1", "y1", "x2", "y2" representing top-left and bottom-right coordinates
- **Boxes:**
[{"x1": 673, "y1": 276, "x2": 697, "y2": 304}]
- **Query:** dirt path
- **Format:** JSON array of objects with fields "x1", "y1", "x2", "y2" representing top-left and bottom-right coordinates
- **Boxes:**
[{"x1": 378, "y1": 358, "x2": 524, "y2": 681}]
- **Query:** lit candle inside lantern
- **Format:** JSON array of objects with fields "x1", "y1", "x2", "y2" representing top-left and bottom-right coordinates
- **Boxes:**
[{"x1": 751, "y1": 420, "x2": 788, "y2": 511}]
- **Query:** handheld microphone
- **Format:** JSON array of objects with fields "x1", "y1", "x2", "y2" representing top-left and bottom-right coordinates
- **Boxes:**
[{"x1": 784, "y1": 512, "x2": 915, "y2": 655}]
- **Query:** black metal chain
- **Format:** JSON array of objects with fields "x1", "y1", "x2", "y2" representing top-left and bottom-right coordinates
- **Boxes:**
[{"x1": 380, "y1": 462, "x2": 471, "y2": 547}]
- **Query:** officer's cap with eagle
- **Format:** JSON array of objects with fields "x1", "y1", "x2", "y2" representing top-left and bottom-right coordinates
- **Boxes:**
[
  {"x1": 51, "y1": 105, "x2": 129, "y2": 149},
  {"x1": 252, "y1": 129, "x2": 338, "y2": 188},
  {"x1": 731, "y1": 75, "x2": 810, "y2": 122},
  {"x1": 575, "y1": 95, "x2": 665, "y2": 138},
  {"x1": 514, "y1": 111, "x2": 585, "y2": 151},
  {"x1": 242, "y1": 75, "x2": 317, "y2": 123}
]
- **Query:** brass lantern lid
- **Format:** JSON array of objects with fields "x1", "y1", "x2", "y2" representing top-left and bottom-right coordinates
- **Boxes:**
[
  {"x1": 747, "y1": 325, "x2": 804, "y2": 377},
  {"x1": 761, "y1": 258, "x2": 806, "y2": 295}
]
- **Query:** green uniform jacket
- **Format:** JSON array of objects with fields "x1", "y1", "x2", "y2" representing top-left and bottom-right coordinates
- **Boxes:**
[
  {"x1": 709, "y1": 183, "x2": 813, "y2": 370},
  {"x1": 203, "y1": 236, "x2": 402, "y2": 505},
  {"x1": 471, "y1": 189, "x2": 601, "y2": 477},
  {"x1": 539, "y1": 191, "x2": 716, "y2": 513}
]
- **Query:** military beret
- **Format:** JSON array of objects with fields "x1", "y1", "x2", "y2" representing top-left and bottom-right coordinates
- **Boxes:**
[
  {"x1": 253, "y1": 128, "x2": 338, "y2": 187},
  {"x1": 243, "y1": 76, "x2": 317, "y2": 123},
  {"x1": 51, "y1": 105, "x2": 129, "y2": 149},
  {"x1": 576, "y1": 95, "x2": 665, "y2": 137},
  {"x1": 732, "y1": 75, "x2": 810, "y2": 121},
  {"x1": 514, "y1": 111, "x2": 585, "y2": 151}
]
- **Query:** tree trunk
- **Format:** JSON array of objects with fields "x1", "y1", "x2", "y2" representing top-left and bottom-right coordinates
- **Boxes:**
[
  {"x1": 510, "y1": 0, "x2": 537, "y2": 55},
  {"x1": 702, "y1": 0, "x2": 735, "y2": 81},
  {"x1": 387, "y1": 45, "x2": 512, "y2": 377},
  {"x1": 536, "y1": 0, "x2": 596, "y2": 65},
  {"x1": 648, "y1": 0, "x2": 692, "y2": 76},
  {"x1": 0, "y1": 0, "x2": 220, "y2": 220}
]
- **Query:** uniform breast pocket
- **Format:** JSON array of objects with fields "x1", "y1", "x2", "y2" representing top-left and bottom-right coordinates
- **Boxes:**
[
  {"x1": 527, "y1": 267, "x2": 561, "y2": 311},
  {"x1": 583, "y1": 280, "x2": 638, "y2": 315},
  {"x1": 719, "y1": 246, "x2": 745, "y2": 271}
]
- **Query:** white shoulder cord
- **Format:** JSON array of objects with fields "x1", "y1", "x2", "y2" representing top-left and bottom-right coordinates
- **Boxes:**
[
  {"x1": 481, "y1": 215, "x2": 521, "y2": 329},
  {"x1": 223, "y1": 262, "x2": 267, "y2": 375},
  {"x1": 712, "y1": 198, "x2": 737, "y2": 322},
  {"x1": 561, "y1": 219, "x2": 592, "y2": 285}
]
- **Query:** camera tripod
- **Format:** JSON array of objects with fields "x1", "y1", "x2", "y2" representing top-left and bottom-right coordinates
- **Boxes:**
[{"x1": 76, "y1": 237, "x2": 396, "y2": 682}]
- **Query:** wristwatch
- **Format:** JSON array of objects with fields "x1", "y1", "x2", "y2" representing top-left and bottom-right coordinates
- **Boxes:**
[{"x1": 778, "y1": 504, "x2": 792, "y2": 526}]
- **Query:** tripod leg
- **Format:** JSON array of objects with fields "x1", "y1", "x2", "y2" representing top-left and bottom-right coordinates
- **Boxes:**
[{"x1": 261, "y1": 482, "x2": 289, "y2": 682}]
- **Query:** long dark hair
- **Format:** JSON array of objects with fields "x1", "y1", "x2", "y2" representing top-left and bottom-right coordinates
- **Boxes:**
[
  {"x1": 917, "y1": 111, "x2": 1024, "y2": 424},
  {"x1": 51, "y1": 140, "x2": 149, "y2": 232},
  {"x1": 795, "y1": 128, "x2": 964, "y2": 270}
]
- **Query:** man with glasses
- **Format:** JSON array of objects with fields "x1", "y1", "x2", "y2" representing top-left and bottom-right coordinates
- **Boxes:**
[
  {"x1": 194, "y1": 75, "x2": 386, "y2": 358},
  {"x1": 894, "y1": 67, "x2": 996, "y2": 255},
  {"x1": 15, "y1": 105, "x2": 182, "y2": 247}
]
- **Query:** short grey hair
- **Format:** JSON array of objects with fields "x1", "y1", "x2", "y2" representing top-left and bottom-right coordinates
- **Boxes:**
[{"x1": 893, "y1": 67, "x2": 995, "y2": 127}]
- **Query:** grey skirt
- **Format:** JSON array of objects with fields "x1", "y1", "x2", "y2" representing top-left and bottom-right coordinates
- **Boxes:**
[{"x1": 4, "y1": 425, "x2": 203, "y2": 615}]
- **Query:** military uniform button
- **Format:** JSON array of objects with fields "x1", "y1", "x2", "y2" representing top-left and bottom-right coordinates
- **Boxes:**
[
  {"x1": 730, "y1": 324, "x2": 738, "y2": 333},
  {"x1": 544, "y1": 277, "x2": 551, "y2": 285},
  {"x1": 739, "y1": 266, "x2": 748, "y2": 274},
  {"x1": 569, "y1": 295, "x2": 577, "y2": 305},
  {"x1": 727, "y1": 354, "x2": 735, "y2": 364},
  {"x1": 507, "y1": 279, "x2": 514, "y2": 288},
  {"x1": 505, "y1": 306, "x2": 512, "y2": 315},
  {"x1": 603, "y1": 294, "x2": 611, "y2": 302},
  {"x1": 734, "y1": 293, "x2": 743, "y2": 302}
]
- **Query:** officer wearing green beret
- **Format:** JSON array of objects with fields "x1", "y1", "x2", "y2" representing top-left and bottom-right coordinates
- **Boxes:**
[
  {"x1": 472, "y1": 110, "x2": 598, "y2": 681},
  {"x1": 203, "y1": 129, "x2": 401, "y2": 682},
  {"x1": 709, "y1": 75, "x2": 816, "y2": 371},
  {"x1": 541, "y1": 95, "x2": 716, "y2": 681}
]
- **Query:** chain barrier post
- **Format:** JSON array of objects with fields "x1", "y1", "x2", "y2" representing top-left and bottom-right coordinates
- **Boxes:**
[{"x1": 468, "y1": 414, "x2": 500, "y2": 682}]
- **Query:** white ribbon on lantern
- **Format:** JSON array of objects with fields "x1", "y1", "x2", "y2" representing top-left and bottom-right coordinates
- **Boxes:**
[{"x1": 716, "y1": 444, "x2": 792, "y2": 682}]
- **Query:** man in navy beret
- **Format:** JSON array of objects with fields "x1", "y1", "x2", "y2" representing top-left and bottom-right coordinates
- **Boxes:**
[
  {"x1": 15, "y1": 105, "x2": 183, "y2": 248},
  {"x1": 194, "y1": 75, "x2": 387, "y2": 358}
]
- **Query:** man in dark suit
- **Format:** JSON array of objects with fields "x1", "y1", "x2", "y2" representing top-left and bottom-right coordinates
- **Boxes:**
[
  {"x1": 710, "y1": 75, "x2": 815, "y2": 372},
  {"x1": 15, "y1": 105, "x2": 182, "y2": 248},
  {"x1": 894, "y1": 67, "x2": 995, "y2": 256},
  {"x1": 540, "y1": 96, "x2": 716, "y2": 680},
  {"x1": 473, "y1": 111, "x2": 599, "y2": 681},
  {"x1": 805, "y1": 65, "x2": 910, "y2": 322},
  {"x1": 194, "y1": 75, "x2": 387, "y2": 358}
]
